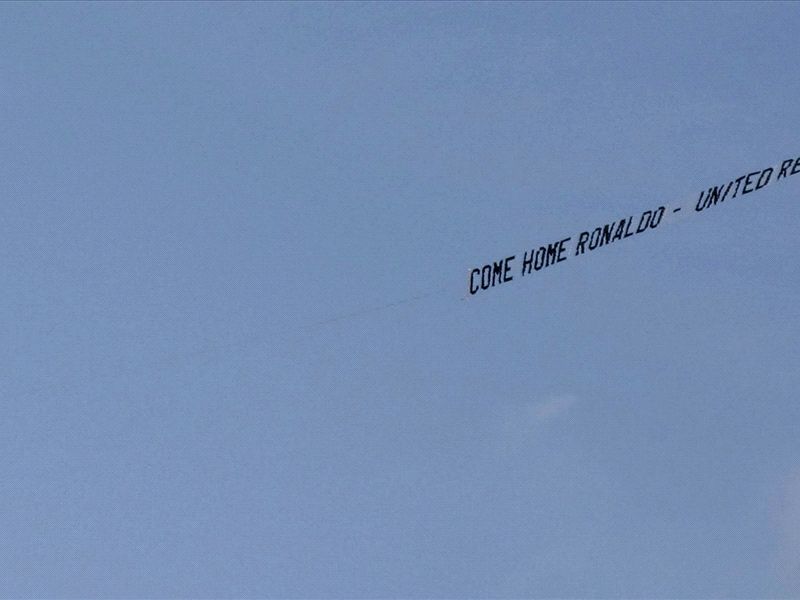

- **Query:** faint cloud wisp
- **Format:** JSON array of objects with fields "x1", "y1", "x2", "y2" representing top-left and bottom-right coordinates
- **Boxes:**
[{"x1": 529, "y1": 395, "x2": 578, "y2": 422}]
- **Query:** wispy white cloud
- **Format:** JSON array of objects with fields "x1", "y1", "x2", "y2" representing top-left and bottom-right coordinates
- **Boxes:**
[
  {"x1": 528, "y1": 395, "x2": 578, "y2": 422},
  {"x1": 491, "y1": 394, "x2": 579, "y2": 452}
]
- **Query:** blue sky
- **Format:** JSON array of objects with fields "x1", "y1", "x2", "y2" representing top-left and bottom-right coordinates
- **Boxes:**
[{"x1": 1, "y1": 2, "x2": 799, "y2": 597}]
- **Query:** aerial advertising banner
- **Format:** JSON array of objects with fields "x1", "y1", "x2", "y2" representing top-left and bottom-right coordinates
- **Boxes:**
[{"x1": 468, "y1": 154, "x2": 800, "y2": 296}]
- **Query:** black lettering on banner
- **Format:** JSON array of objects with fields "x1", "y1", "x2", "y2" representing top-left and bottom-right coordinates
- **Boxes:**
[
  {"x1": 503, "y1": 256, "x2": 515, "y2": 282},
  {"x1": 521, "y1": 250, "x2": 534, "y2": 276},
  {"x1": 721, "y1": 180, "x2": 733, "y2": 202},
  {"x1": 650, "y1": 206, "x2": 665, "y2": 228},
  {"x1": 601, "y1": 223, "x2": 614, "y2": 246},
  {"x1": 534, "y1": 246, "x2": 547, "y2": 270},
  {"x1": 623, "y1": 216, "x2": 635, "y2": 238},
  {"x1": 468, "y1": 255, "x2": 519, "y2": 294},
  {"x1": 778, "y1": 158, "x2": 794, "y2": 180},
  {"x1": 756, "y1": 168, "x2": 773, "y2": 190},
  {"x1": 492, "y1": 261, "x2": 504, "y2": 285},
  {"x1": 522, "y1": 241, "x2": 571, "y2": 272},
  {"x1": 612, "y1": 220, "x2": 625, "y2": 242},
  {"x1": 731, "y1": 175, "x2": 746, "y2": 198},
  {"x1": 557, "y1": 238, "x2": 571, "y2": 262},
  {"x1": 468, "y1": 156, "x2": 797, "y2": 297},
  {"x1": 575, "y1": 231, "x2": 589, "y2": 256},
  {"x1": 709, "y1": 184, "x2": 724, "y2": 205},
  {"x1": 469, "y1": 268, "x2": 480, "y2": 295},
  {"x1": 481, "y1": 265, "x2": 492, "y2": 289},
  {"x1": 637, "y1": 210, "x2": 652, "y2": 232},
  {"x1": 546, "y1": 242, "x2": 559, "y2": 266},
  {"x1": 695, "y1": 189, "x2": 707, "y2": 212},
  {"x1": 589, "y1": 227, "x2": 602, "y2": 250},
  {"x1": 742, "y1": 171, "x2": 759, "y2": 194}
]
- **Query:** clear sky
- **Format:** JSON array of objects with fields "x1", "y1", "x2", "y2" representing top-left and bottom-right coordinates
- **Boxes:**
[{"x1": 2, "y1": 2, "x2": 799, "y2": 597}]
